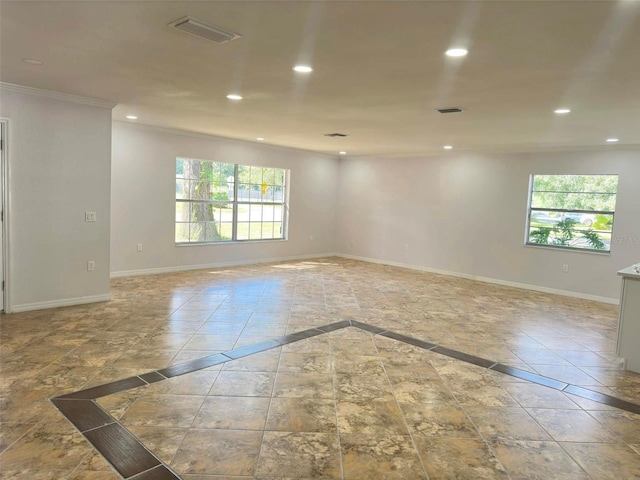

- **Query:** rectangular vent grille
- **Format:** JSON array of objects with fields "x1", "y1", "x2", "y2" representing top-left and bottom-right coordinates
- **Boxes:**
[
  {"x1": 436, "y1": 107, "x2": 463, "y2": 114},
  {"x1": 170, "y1": 16, "x2": 242, "y2": 44},
  {"x1": 324, "y1": 133, "x2": 349, "y2": 137}
]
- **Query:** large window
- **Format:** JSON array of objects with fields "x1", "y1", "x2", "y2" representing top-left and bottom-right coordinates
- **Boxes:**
[
  {"x1": 176, "y1": 158, "x2": 288, "y2": 244},
  {"x1": 526, "y1": 174, "x2": 618, "y2": 252}
]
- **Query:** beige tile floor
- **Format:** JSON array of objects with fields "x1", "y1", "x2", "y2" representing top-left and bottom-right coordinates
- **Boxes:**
[{"x1": 1, "y1": 257, "x2": 640, "y2": 479}]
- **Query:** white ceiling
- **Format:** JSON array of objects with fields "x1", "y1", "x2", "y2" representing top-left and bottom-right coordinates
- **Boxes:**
[{"x1": 2, "y1": 1, "x2": 640, "y2": 157}]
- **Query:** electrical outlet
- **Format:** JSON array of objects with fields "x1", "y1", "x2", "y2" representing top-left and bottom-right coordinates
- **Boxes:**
[
  {"x1": 85, "y1": 211, "x2": 96, "y2": 222},
  {"x1": 562, "y1": 264, "x2": 569, "y2": 273},
  {"x1": 87, "y1": 261, "x2": 95, "y2": 271},
  {"x1": 137, "y1": 243, "x2": 143, "y2": 252}
]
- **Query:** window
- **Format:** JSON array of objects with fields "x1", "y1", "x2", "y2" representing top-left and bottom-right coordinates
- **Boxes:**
[
  {"x1": 526, "y1": 174, "x2": 618, "y2": 252},
  {"x1": 176, "y1": 158, "x2": 288, "y2": 244}
]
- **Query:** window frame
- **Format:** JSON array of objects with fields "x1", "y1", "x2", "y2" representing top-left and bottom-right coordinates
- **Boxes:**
[
  {"x1": 525, "y1": 174, "x2": 618, "y2": 253},
  {"x1": 175, "y1": 158, "x2": 289, "y2": 245}
]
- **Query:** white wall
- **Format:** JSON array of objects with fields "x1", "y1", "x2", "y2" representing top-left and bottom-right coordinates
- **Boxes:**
[
  {"x1": 110, "y1": 122, "x2": 338, "y2": 275},
  {"x1": 337, "y1": 149, "x2": 640, "y2": 302},
  {"x1": 0, "y1": 85, "x2": 113, "y2": 311}
]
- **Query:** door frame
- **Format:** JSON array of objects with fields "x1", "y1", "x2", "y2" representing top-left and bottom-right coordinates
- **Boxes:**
[{"x1": 1, "y1": 118, "x2": 11, "y2": 313}]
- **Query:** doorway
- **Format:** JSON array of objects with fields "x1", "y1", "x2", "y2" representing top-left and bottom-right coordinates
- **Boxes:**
[{"x1": 0, "y1": 119, "x2": 8, "y2": 312}]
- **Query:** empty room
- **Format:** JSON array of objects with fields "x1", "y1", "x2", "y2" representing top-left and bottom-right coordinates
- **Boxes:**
[{"x1": 1, "y1": 1, "x2": 640, "y2": 479}]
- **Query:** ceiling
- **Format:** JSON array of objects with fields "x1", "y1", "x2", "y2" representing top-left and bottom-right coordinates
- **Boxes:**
[{"x1": 2, "y1": 1, "x2": 640, "y2": 157}]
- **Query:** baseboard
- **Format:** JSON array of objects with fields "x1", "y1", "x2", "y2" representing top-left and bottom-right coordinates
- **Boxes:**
[
  {"x1": 109, "y1": 252, "x2": 618, "y2": 305},
  {"x1": 338, "y1": 254, "x2": 619, "y2": 305},
  {"x1": 10, "y1": 294, "x2": 112, "y2": 313},
  {"x1": 110, "y1": 253, "x2": 340, "y2": 278}
]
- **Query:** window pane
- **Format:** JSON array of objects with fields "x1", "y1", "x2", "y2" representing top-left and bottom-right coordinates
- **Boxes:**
[
  {"x1": 176, "y1": 158, "x2": 185, "y2": 176},
  {"x1": 263, "y1": 169, "x2": 275, "y2": 185},
  {"x1": 249, "y1": 204, "x2": 263, "y2": 221},
  {"x1": 527, "y1": 174, "x2": 617, "y2": 252},
  {"x1": 189, "y1": 222, "x2": 206, "y2": 242},
  {"x1": 177, "y1": 160, "x2": 288, "y2": 244},
  {"x1": 176, "y1": 202, "x2": 190, "y2": 222},
  {"x1": 532, "y1": 175, "x2": 618, "y2": 211},
  {"x1": 273, "y1": 169, "x2": 285, "y2": 186},
  {"x1": 531, "y1": 192, "x2": 616, "y2": 211},
  {"x1": 261, "y1": 223, "x2": 274, "y2": 239},
  {"x1": 262, "y1": 205, "x2": 275, "y2": 222},
  {"x1": 218, "y1": 223, "x2": 233, "y2": 241},
  {"x1": 190, "y1": 202, "x2": 215, "y2": 222},
  {"x1": 176, "y1": 180, "x2": 189, "y2": 200},
  {"x1": 204, "y1": 222, "x2": 220, "y2": 242},
  {"x1": 274, "y1": 204, "x2": 284, "y2": 222},
  {"x1": 249, "y1": 223, "x2": 262, "y2": 240},
  {"x1": 176, "y1": 223, "x2": 190, "y2": 243},
  {"x1": 237, "y1": 222, "x2": 249, "y2": 240},
  {"x1": 237, "y1": 204, "x2": 250, "y2": 221}
]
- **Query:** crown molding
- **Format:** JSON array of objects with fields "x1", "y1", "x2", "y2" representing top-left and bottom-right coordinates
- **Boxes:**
[{"x1": 0, "y1": 82, "x2": 116, "y2": 109}]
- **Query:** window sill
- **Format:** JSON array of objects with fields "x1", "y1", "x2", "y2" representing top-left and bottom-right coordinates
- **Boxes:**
[
  {"x1": 176, "y1": 238, "x2": 288, "y2": 247},
  {"x1": 524, "y1": 243, "x2": 611, "y2": 255}
]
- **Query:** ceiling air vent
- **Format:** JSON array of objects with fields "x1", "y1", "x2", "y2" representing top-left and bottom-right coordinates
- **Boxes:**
[
  {"x1": 436, "y1": 107, "x2": 464, "y2": 114},
  {"x1": 324, "y1": 133, "x2": 349, "y2": 137},
  {"x1": 169, "y1": 16, "x2": 242, "y2": 44}
]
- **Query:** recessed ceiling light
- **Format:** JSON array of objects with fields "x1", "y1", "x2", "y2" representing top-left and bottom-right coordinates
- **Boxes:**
[
  {"x1": 256, "y1": 137, "x2": 265, "y2": 141},
  {"x1": 554, "y1": 108, "x2": 571, "y2": 114},
  {"x1": 443, "y1": 145, "x2": 453, "y2": 150},
  {"x1": 293, "y1": 65, "x2": 313, "y2": 73},
  {"x1": 126, "y1": 115, "x2": 138, "y2": 120},
  {"x1": 226, "y1": 94, "x2": 243, "y2": 100},
  {"x1": 445, "y1": 48, "x2": 468, "y2": 57},
  {"x1": 22, "y1": 58, "x2": 44, "y2": 65},
  {"x1": 606, "y1": 138, "x2": 619, "y2": 143},
  {"x1": 339, "y1": 151, "x2": 347, "y2": 155}
]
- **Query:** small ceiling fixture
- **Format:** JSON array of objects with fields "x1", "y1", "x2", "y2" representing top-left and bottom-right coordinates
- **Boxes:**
[
  {"x1": 445, "y1": 48, "x2": 468, "y2": 57},
  {"x1": 436, "y1": 107, "x2": 463, "y2": 114},
  {"x1": 256, "y1": 137, "x2": 265, "y2": 141},
  {"x1": 443, "y1": 145, "x2": 453, "y2": 150},
  {"x1": 606, "y1": 138, "x2": 619, "y2": 143},
  {"x1": 226, "y1": 94, "x2": 243, "y2": 100},
  {"x1": 293, "y1": 65, "x2": 313, "y2": 73},
  {"x1": 324, "y1": 133, "x2": 348, "y2": 137},
  {"x1": 126, "y1": 115, "x2": 138, "y2": 120},
  {"x1": 554, "y1": 108, "x2": 571, "y2": 114},
  {"x1": 22, "y1": 58, "x2": 44, "y2": 65},
  {"x1": 339, "y1": 151, "x2": 347, "y2": 155},
  {"x1": 169, "y1": 16, "x2": 242, "y2": 44}
]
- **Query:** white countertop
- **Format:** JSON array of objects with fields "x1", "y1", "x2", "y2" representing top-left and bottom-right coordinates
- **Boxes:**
[{"x1": 618, "y1": 264, "x2": 640, "y2": 279}]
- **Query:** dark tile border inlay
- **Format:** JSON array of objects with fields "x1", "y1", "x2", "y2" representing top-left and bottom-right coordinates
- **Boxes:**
[
  {"x1": 83, "y1": 422, "x2": 161, "y2": 478},
  {"x1": 380, "y1": 330, "x2": 438, "y2": 350},
  {"x1": 158, "y1": 353, "x2": 230, "y2": 378},
  {"x1": 431, "y1": 345, "x2": 496, "y2": 368},
  {"x1": 52, "y1": 320, "x2": 640, "y2": 479},
  {"x1": 490, "y1": 363, "x2": 569, "y2": 390},
  {"x1": 51, "y1": 398, "x2": 114, "y2": 432},
  {"x1": 139, "y1": 371, "x2": 166, "y2": 384},
  {"x1": 58, "y1": 376, "x2": 147, "y2": 400},
  {"x1": 130, "y1": 464, "x2": 181, "y2": 479}
]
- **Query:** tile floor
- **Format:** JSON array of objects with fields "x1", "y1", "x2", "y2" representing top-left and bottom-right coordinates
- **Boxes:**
[{"x1": 1, "y1": 257, "x2": 640, "y2": 479}]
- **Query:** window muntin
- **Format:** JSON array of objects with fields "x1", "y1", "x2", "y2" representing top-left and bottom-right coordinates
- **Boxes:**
[
  {"x1": 176, "y1": 158, "x2": 288, "y2": 244},
  {"x1": 526, "y1": 174, "x2": 618, "y2": 252}
]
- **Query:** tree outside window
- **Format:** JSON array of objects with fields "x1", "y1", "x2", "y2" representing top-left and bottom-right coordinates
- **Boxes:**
[{"x1": 526, "y1": 174, "x2": 618, "y2": 252}]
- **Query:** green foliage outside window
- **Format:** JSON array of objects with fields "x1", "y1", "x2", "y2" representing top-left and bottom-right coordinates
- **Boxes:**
[
  {"x1": 176, "y1": 158, "x2": 287, "y2": 244},
  {"x1": 527, "y1": 175, "x2": 618, "y2": 252}
]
